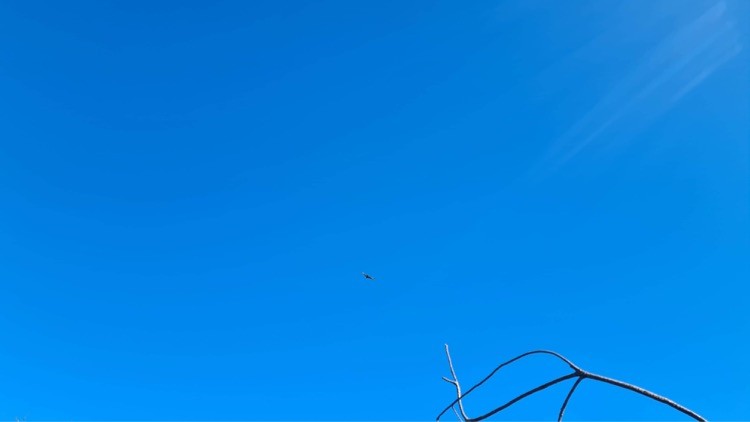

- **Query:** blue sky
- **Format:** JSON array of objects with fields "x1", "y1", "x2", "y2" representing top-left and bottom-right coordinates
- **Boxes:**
[{"x1": 1, "y1": 0, "x2": 748, "y2": 420}]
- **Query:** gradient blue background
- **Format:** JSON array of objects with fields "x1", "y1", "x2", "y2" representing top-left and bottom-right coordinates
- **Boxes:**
[{"x1": 1, "y1": 0, "x2": 748, "y2": 420}]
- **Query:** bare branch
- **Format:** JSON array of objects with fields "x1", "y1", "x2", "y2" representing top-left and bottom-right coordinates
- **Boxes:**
[
  {"x1": 443, "y1": 344, "x2": 470, "y2": 421},
  {"x1": 470, "y1": 372, "x2": 579, "y2": 421},
  {"x1": 451, "y1": 406, "x2": 462, "y2": 421},
  {"x1": 583, "y1": 372, "x2": 706, "y2": 421},
  {"x1": 558, "y1": 376, "x2": 584, "y2": 422},
  {"x1": 437, "y1": 349, "x2": 583, "y2": 421},
  {"x1": 438, "y1": 347, "x2": 706, "y2": 422}
]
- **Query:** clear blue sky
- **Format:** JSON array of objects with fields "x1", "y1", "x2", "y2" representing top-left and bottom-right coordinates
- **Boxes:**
[{"x1": 1, "y1": 0, "x2": 748, "y2": 420}]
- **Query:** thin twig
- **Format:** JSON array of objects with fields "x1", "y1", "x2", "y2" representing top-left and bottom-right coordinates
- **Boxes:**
[
  {"x1": 442, "y1": 344, "x2": 470, "y2": 421},
  {"x1": 451, "y1": 406, "x2": 462, "y2": 421},
  {"x1": 558, "y1": 376, "x2": 584, "y2": 422},
  {"x1": 438, "y1": 346, "x2": 706, "y2": 422},
  {"x1": 437, "y1": 349, "x2": 582, "y2": 421},
  {"x1": 469, "y1": 373, "x2": 579, "y2": 421}
]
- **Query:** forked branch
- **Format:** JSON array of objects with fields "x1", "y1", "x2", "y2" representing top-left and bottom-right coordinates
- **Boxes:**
[
  {"x1": 437, "y1": 345, "x2": 705, "y2": 422},
  {"x1": 441, "y1": 344, "x2": 470, "y2": 421},
  {"x1": 558, "y1": 376, "x2": 583, "y2": 421}
]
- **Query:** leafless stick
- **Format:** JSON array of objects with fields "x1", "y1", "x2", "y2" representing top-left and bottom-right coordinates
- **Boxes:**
[
  {"x1": 582, "y1": 371, "x2": 705, "y2": 421},
  {"x1": 442, "y1": 344, "x2": 470, "y2": 421},
  {"x1": 558, "y1": 376, "x2": 584, "y2": 422},
  {"x1": 438, "y1": 346, "x2": 706, "y2": 422},
  {"x1": 470, "y1": 372, "x2": 579, "y2": 421},
  {"x1": 450, "y1": 406, "x2": 462, "y2": 421},
  {"x1": 437, "y1": 349, "x2": 581, "y2": 421}
]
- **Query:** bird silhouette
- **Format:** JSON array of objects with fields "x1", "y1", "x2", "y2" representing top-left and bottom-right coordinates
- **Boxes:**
[{"x1": 361, "y1": 272, "x2": 375, "y2": 281}]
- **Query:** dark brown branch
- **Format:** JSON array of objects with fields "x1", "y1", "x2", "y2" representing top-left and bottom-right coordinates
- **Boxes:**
[
  {"x1": 469, "y1": 372, "x2": 579, "y2": 421},
  {"x1": 438, "y1": 346, "x2": 706, "y2": 422},
  {"x1": 437, "y1": 349, "x2": 582, "y2": 421},
  {"x1": 558, "y1": 376, "x2": 584, "y2": 422},
  {"x1": 582, "y1": 372, "x2": 706, "y2": 421}
]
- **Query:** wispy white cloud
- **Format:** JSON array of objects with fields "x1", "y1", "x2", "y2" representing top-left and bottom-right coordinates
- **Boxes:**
[
  {"x1": 526, "y1": 0, "x2": 743, "y2": 179},
  {"x1": 670, "y1": 42, "x2": 743, "y2": 104}
]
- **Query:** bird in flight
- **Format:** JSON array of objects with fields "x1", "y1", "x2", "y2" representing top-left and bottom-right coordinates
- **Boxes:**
[{"x1": 362, "y1": 272, "x2": 376, "y2": 281}]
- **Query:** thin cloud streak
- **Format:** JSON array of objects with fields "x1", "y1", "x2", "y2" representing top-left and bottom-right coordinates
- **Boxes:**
[
  {"x1": 525, "y1": 1, "x2": 742, "y2": 181},
  {"x1": 670, "y1": 43, "x2": 743, "y2": 104}
]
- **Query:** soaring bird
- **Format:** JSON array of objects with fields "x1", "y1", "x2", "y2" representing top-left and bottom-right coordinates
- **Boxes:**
[{"x1": 362, "y1": 272, "x2": 376, "y2": 281}]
